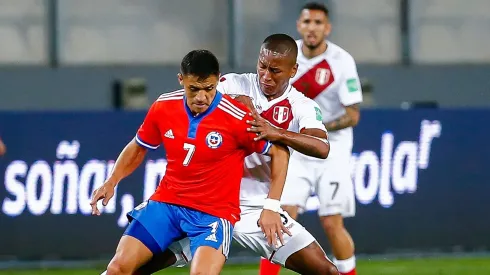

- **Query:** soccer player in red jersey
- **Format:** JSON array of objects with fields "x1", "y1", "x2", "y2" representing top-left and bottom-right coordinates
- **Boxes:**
[
  {"x1": 91, "y1": 50, "x2": 291, "y2": 275},
  {"x1": 119, "y1": 34, "x2": 339, "y2": 275}
]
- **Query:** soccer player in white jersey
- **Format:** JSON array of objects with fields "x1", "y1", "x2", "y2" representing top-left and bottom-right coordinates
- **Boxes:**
[
  {"x1": 265, "y1": 3, "x2": 363, "y2": 275},
  {"x1": 119, "y1": 34, "x2": 340, "y2": 275}
]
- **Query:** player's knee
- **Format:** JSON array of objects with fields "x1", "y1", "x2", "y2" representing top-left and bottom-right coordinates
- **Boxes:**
[
  {"x1": 190, "y1": 270, "x2": 215, "y2": 275},
  {"x1": 319, "y1": 260, "x2": 340, "y2": 275},
  {"x1": 321, "y1": 215, "x2": 343, "y2": 234},
  {"x1": 106, "y1": 257, "x2": 132, "y2": 275}
]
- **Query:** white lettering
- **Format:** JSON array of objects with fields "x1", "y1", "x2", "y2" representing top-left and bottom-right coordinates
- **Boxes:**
[
  {"x1": 51, "y1": 160, "x2": 79, "y2": 214},
  {"x1": 354, "y1": 151, "x2": 379, "y2": 205},
  {"x1": 418, "y1": 120, "x2": 442, "y2": 169},
  {"x1": 2, "y1": 160, "x2": 28, "y2": 216},
  {"x1": 25, "y1": 161, "x2": 52, "y2": 216},
  {"x1": 392, "y1": 141, "x2": 418, "y2": 194},
  {"x1": 379, "y1": 132, "x2": 394, "y2": 207}
]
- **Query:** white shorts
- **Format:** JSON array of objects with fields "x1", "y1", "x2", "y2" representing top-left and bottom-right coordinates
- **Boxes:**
[
  {"x1": 168, "y1": 206, "x2": 316, "y2": 267},
  {"x1": 281, "y1": 149, "x2": 356, "y2": 218}
]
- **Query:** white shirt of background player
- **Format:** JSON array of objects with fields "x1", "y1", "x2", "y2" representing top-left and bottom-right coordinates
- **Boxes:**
[{"x1": 293, "y1": 9, "x2": 362, "y2": 135}]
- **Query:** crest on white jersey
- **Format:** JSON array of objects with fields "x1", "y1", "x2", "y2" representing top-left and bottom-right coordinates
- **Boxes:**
[
  {"x1": 206, "y1": 131, "x2": 223, "y2": 149},
  {"x1": 315, "y1": 68, "x2": 331, "y2": 85},
  {"x1": 273, "y1": 106, "x2": 290, "y2": 124}
]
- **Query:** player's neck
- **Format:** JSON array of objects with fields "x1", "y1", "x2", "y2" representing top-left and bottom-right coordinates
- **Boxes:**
[
  {"x1": 264, "y1": 88, "x2": 287, "y2": 102},
  {"x1": 301, "y1": 41, "x2": 328, "y2": 59}
]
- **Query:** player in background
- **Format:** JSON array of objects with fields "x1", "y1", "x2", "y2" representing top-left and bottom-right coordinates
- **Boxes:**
[
  {"x1": 91, "y1": 50, "x2": 291, "y2": 275},
  {"x1": 0, "y1": 138, "x2": 6, "y2": 156},
  {"x1": 263, "y1": 3, "x2": 363, "y2": 275},
  {"x1": 131, "y1": 34, "x2": 339, "y2": 275}
]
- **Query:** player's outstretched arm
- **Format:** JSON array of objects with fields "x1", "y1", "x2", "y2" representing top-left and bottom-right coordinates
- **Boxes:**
[
  {"x1": 90, "y1": 139, "x2": 147, "y2": 215},
  {"x1": 258, "y1": 143, "x2": 292, "y2": 247},
  {"x1": 247, "y1": 113, "x2": 330, "y2": 159}
]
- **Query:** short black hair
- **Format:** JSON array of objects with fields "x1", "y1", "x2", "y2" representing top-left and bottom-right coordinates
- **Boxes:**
[
  {"x1": 261, "y1": 33, "x2": 298, "y2": 63},
  {"x1": 180, "y1": 50, "x2": 220, "y2": 80},
  {"x1": 301, "y1": 2, "x2": 329, "y2": 17}
]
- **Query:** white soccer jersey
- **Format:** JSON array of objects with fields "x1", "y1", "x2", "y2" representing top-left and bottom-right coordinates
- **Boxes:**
[
  {"x1": 292, "y1": 40, "x2": 362, "y2": 154},
  {"x1": 217, "y1": 73, "x2": 327, "y2": 206}
]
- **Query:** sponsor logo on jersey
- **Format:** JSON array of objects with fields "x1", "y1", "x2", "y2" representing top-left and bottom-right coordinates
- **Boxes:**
[{"x1": 206, "y1": 131, "x2": 223, "y2": 149}]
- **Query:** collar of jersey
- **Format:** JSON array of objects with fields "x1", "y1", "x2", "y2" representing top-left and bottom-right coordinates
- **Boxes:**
[{"x1": 183, "y1": 91, "x2": 222, "y2": 120}]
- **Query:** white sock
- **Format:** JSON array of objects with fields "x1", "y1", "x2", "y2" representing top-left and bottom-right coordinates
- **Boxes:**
[
  {"x1": 101, "y1": 271, "x2": 107, "y2": 275},
  {"x1": 333, "y1": 256, "x2": 356, "y2": 273}
]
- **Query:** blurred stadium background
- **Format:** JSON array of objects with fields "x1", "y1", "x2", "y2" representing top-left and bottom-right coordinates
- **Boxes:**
[{"x1": 1, "y1": 0, "x2": 490, "y2": 274}]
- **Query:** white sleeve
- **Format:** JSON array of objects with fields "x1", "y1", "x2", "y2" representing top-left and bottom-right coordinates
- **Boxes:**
[
  {"x1": 338, "y1": 55, "x2": 363, "y2": 106},
  {"x1": 295, "y1": 99, "x2": 327, "y2": 132},
  {"x1": 217, "y1": 73, "x2": 250, "y2": 98}
]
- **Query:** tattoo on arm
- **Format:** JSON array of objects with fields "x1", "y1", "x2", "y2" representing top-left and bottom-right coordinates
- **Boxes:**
[{"x1": 325, "y1": 104, "x2": 360, "y2": 131}]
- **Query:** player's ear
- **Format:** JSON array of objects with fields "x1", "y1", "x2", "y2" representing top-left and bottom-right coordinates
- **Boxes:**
[
  {"x1": 296, "y1": 19, "x2": 301, "y2": 33},
  {"x1": 290, "y1": 63, "x2": 298, "y2": 78},
  {"x1": 324, "y1": 20, "x2": 332, "y2": 37},
  {"x1": 177, "y1": 73, "x2": 184, "y2": 86}
]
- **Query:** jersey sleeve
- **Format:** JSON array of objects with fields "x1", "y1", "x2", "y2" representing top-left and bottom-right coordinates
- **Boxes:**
[
  {"x1": 338, "y1": 55, "x2": 363, "y2": 106},
  {"x1": 236, "y1": 113, "x2": 273, "y2": 156},
  {"x1": 295, "y1": 99, "x2": 328, "y2": 132},
  {"x1": 135, "y1": 101, "x2": 162, "y2": 150},
  {"x1": 217, "y1": 73, "x2": 251, "y2": 98}
]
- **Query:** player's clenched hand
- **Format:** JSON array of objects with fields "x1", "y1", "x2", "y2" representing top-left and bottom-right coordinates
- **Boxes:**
[
  {"x1": 90, "y1": 181, "x2": 116, "y2": 216},
  {"x1": 247, "y1": 113, "x2": 284, "y2": 142},
  {"x1": 258, "y1": 209, "x2": 292, "y2": 248}
]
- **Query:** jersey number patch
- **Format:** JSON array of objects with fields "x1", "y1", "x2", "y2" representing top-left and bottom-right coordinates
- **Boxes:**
[{"x1": 183, "y1": 143, "x2": 196, "y2": 166}]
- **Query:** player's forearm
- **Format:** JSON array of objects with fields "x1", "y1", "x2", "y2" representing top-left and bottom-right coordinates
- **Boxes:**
[
  {"x1": 325, "y1": 104, "x2": 360, "y2": 131},
  {"x1": 107, "y1": 139, "x2": 147, "y2": 185},
  {"x1": 267, "y1": 144, "x2": 290, "y2": 200},
  {"x1": 325, "y1": 114, "x2": 356, "y2": 131},
  {"x1": 275, "y1": 130, "x2": 329, "y2": 159}
]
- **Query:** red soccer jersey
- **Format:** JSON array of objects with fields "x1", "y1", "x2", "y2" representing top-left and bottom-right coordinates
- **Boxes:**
[{"x1": 135, "y1": 90, "x2": 272, "y2": 225}]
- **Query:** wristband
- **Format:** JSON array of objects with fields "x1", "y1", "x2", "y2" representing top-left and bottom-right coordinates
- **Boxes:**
[{"x1": 263, "y1": 198, "x2": 281, "y2": 212}]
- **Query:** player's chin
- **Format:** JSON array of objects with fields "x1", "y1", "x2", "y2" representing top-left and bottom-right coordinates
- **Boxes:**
[
  {"x1": 260, "y1": 84, "x2": 276, "y2": 96},
  {"x1": 305, "y1": 41, "x2": 320, "y2": 49},
  {"x1": 192, "y1": 104, "x2": 209, "y2": 113}
]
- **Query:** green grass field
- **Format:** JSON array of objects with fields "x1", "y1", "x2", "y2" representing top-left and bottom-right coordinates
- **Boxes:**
[{"x1": 1, "y1": 257, "x2": 489, "y2": 275}]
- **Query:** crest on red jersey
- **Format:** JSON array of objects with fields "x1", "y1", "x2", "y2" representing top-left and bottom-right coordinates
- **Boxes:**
[
  {"x1": 315, "y1": 68, "x2": 331, "y2": 85},
  {"x1": 206, "y1": 131, "x2": 223, "y2": 149},
  {"x1": 272, "y1": 106, "x2": 290, "y2": 124}
]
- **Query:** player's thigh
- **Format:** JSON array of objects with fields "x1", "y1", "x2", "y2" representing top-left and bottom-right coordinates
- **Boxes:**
[
  {"x1": 125, "y1": 200, "x2": 184, "y2": 253},
  {"x1": 280, "y1": 158, "x2": 313, "y2": 209},
  {"x1": 107, "y1": 223, "x2": 155, "y2": 273},
  {"x1": 233, "y1": 206, "x2": 316, "y2": 267},
  {"x1": 135, "y1": 238, "x2": 192, "y2": 274},
  {"x1": 285, "y1": 241, "x2": 339, "y2": 275},
  {"x1": 317, "y1": 158, "x2": 356, "y2": 218},
  {"x1": 190, "y1": 245, "x2": 226, "y2": 275},
  {"x1": 134, "y1": 249, "x2": 176, "y2": 275},
  {"x1": 179, "y1": 208, "x2": 234, "y2": 260}
]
